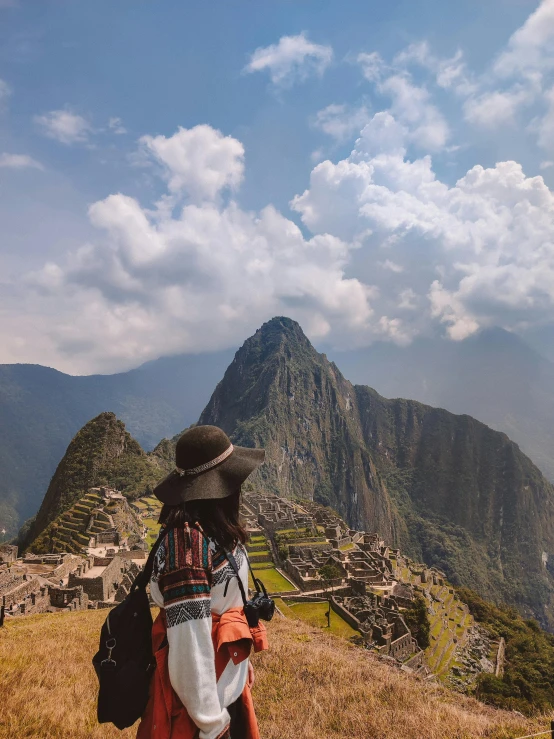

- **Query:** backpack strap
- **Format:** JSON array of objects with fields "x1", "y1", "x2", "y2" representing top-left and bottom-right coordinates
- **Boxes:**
[{"x1": 131, "y1": 524, "x2": 174, "y2": 591}]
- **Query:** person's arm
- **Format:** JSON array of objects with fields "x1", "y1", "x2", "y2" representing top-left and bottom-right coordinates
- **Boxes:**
[{"x1": 160, "y1": 527, "x2": 230, "y2": 739}]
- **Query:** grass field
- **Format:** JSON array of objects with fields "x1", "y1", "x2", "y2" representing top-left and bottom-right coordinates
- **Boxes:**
[
  {"x1": 0, "y1": 609, "x2": 546, "y2": 739},
  {"x1": 287, "y1": 601, "x2": 359, "y2": 640},
  {"x1": 249, "y1": 566, "x2": 296, "y2": 593}
]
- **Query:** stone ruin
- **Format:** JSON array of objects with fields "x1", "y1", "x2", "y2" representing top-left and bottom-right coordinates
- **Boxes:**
[
  {"x1": 242, "y1": 491, "x2": 314, "y2": 534},
  {"x1": 0, "y1": 544, "x2": 18, "y2": 565},
  {"x1": 0, "y1": 541, "x2": 148, "y2": 621}
]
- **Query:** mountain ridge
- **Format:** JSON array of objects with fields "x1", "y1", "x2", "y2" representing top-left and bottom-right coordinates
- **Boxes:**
[{"x1": 199, "y1": 317, "x2": 554, "y2": 628}]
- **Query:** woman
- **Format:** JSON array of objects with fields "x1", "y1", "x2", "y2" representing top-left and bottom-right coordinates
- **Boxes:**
[{"x1": 137, "y1": 425, "x2": 268, "y2": 739}]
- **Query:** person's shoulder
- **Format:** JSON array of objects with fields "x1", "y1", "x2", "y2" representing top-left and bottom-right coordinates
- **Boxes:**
[{"x1": 162, "y1": 522, "x2": 212, "y2": 572}]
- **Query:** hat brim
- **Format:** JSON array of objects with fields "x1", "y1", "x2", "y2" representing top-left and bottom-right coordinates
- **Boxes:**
[{"x1": 153, "y1": 446, "x2": 265, "y2": 505}]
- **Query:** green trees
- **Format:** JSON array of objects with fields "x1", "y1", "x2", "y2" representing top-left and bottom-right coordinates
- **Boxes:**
[
  {"x1": 402, "y1": 595, "x2": 431, "y2": 649},
  {"x1": 459, "y1": 587, "x2": 554, "y2": 714}
]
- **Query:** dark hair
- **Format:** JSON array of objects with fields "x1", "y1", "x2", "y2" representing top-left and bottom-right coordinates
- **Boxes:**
[{"x1": 158, "y1": 489, "x2": 247, "y2": 551}]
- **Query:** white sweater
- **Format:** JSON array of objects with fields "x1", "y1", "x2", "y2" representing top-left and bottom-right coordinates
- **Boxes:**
[{"x1": 150, "y1": 524, "x2": 249, "y2": 739}]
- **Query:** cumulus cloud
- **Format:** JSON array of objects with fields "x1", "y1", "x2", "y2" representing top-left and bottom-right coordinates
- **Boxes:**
[
  {"x1": 139, "y1": 125, "x2": 244, "y2": 202},
  {"x1": 35, "y1": 109, "x2": 92, "y2": 145},
  {"x1": 245, "y1": 33, "x2": 333, "y2": 87},
  {"x1": 313, "y1": 103, "x2": 371, "y2": 142},
  {"x1": 0, "y1": 153, "x2": 43, "y2": 170},
  {"x1": 354, "y1": 50, "x2": 449, "y2": 151},
  {"x1": 292, "y1": 110, "x2": 554, "y2": 342},
  {"x1": 18, "y1": 124, "x2": 374, "y2": 373}
]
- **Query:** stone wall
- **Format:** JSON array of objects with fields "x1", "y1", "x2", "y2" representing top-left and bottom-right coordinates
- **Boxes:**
[
  {"x1": 68, "y1": 555, "x2": 130, "y2": 601},
  {"x1": 330, "y1": 596, "x2": 363, "y2": 632},
  {"x1": 0, "y1": 544, "x2": 18, "y2": 564},
  {"x1": 2, "y1": 576, "x2": 41, "y2": 608},
  {"x1": 48, "y1": 585, "x2": 89, "y2": 610}
]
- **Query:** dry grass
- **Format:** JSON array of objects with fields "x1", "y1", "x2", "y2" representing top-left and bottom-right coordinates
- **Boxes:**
[{"x1": 0, "y1": 609, "x2": 550, "y2": 739}]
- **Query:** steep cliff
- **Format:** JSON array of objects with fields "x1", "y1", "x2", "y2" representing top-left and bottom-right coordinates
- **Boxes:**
[
  {"x1": 20, "y1": 412, "x2": 170, "y2": 552},
  {"x1": 200, "y1": 317, "x2": 554, "y2": 627}
]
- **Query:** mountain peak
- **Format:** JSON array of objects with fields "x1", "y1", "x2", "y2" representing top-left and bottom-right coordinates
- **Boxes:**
[
  {"x1": 20, "y1": 411, "x2": 168, "y2": 552},
  {"x1": 251, "y1": 316, "x2": 313, "y2": 353}
]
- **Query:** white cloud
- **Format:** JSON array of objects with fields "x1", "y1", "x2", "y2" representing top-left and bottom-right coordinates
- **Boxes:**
[
  {"x1": 292, "y1": 111, "x2": 554, "y2": 343},
  {"x1": 357, "y1": 52, "x2": 385, "y2": 82},
  {"x1": 15, "y1": 124, "x2": 374, "y2": 372},
  {"x1": 355, "y1": 50, "x2": 449, "y2": 151},
  {"x1": 380, "y1": 74, "x2": 449, "y2": 150},
  {"x1": 108, "y1": 117, "x2": 127, "y2": 135},
  {"x1": 313, "y1": 103, "x2": 371, "y2": 142},
  {"x1": 380, "y1": 259, "x2": 403, "y2": 273},
  {"x1": 245, "y1": 33, "x2": 333, "y2": 87},
  {"x1": 493, "y1": 0, "x2": 554, "y2": 80},
  {"x1": 35, "y1": 109, "x2": 92, "y2": 145},
  {"x1": 394, "y1": 43, "x2": 476, "y2": 97},
  {"x1": 0, "y1": 153, "x2": 43, "y2": 170},
  {"x1": 464, "y1": 87, "x2": 534, "y2": 127},
  {"x1": 139, "y1": 125, "x2": 244, "y2": 201}
]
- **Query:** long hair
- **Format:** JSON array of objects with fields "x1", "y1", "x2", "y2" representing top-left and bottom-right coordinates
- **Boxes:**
[{"x1": 158, "y1": 489, "x2": 247, "y2": 551}]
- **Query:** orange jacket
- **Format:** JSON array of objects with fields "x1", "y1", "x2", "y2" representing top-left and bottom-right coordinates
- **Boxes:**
[{"x1": 136, "y1": 608, "x2": 267, "y2": 739}]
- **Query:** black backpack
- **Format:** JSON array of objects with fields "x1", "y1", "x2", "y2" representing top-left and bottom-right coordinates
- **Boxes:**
[{"x1": 92, "y1": 526, "x2": 171, "y2": 730}]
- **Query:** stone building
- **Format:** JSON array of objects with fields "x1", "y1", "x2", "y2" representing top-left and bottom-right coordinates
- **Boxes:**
[{"x1": 0, "y1": 544, "x2": 18, "y2": 564}]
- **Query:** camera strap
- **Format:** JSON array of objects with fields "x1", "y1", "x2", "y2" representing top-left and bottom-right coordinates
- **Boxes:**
[{"x1": 224, "y1": 548, "x2": 250, "y2": 606}]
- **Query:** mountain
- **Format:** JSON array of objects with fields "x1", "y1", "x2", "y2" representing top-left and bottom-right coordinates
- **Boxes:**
[
  {"x1": 200, "y1": 317, "x2": 554, "y2": 628},
  {"x1": 0, "y1": 349, "x2": 232, "y2": 538},
  {"x1": 326, "y1": 328, "x2": 554, "y2": 483},
  {"x1": 19, "y1": 411, "x2": 172, "y2": 552}
]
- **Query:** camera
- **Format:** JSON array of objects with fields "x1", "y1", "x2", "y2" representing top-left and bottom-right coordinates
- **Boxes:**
[{"x1": 244, "y1": 576, "x2": 275, "y2": 627}]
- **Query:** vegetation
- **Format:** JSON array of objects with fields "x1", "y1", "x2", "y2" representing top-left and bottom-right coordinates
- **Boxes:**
[
  {"x1": 0, "y1": 608, "x2": 545, "y2": 739},
  {"x1": 402, "y1": 595, "x2": 431, "y2": 650},
  {"x1": 286, "y1": 601, "x2": 359, "y2": 640},
  {"x1": 459, "y1": 587, "x2": 554, "y2": 715},
  {"x1": 20, "y1": 412, "x2": 172, "y2": 553},
  {"x1": 249, "y1": 566, "x2": 295, "y2": 593}
]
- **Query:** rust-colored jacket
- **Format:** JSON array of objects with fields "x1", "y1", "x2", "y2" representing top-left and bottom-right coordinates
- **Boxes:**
[{"x1": 136, "y1": 608, "x2": 268, "y2": 739}]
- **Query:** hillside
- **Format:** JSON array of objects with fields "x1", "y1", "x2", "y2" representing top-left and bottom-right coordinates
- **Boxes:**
[
  {"x1": 0, "y1": 350, "x2": 232, "y2": 539},
  {"x1": 19, "y1": 412, "x2": 171, "y2": 553},
  {"x1": 328, "y1": 328, "x2": 554, "y2": 483},
  {"x1": 199, "y1": 317, "x2": 554, "y2": 628},
  {"x1": 0, "y1": 608, "x2": 545, "y2": 739}
]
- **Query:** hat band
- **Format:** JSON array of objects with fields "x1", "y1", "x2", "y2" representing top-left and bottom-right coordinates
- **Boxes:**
[{"x1": 175, "y1": 443, "x2": 234, "y2": 477}]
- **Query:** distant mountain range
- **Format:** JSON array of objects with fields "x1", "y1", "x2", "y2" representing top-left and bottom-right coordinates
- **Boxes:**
[
  {"x1": 0, "y1": 350, "x2": 232, "y2": 538},
  {"x1": 3, "y1": 320, "x2": 554, "y2": 545},
  {"x1": 21, "y1": 317, "x2": 554, "y2": 630}
]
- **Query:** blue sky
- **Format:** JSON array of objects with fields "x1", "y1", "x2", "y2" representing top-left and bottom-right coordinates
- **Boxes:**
[{"x1": 1, "y1": 0, "x2": 554, "y2": 372}]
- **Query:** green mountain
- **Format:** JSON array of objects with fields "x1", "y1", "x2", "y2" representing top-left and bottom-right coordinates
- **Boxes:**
[
  {"x1": 20, "y1": 411, "x2": 171, "y2": 553},
  {"x1": 327, "y1": 328, "x2": 554, "y2": 483},
  {"x1": 0, "y1": 350, "x2": 232, "y2": 538},
  {"x1": 199, "y1": 317, "x2": 554, "y2": 629}
]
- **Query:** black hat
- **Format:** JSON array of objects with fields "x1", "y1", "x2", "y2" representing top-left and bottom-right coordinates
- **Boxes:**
[{"x1": 153, "y1": 425, "x2": 265, "y2": 505}]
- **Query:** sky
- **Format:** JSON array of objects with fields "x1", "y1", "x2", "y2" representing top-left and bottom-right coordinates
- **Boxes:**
[{"x1": 1, "y1": 0, "x2": 554, "y2": 374}]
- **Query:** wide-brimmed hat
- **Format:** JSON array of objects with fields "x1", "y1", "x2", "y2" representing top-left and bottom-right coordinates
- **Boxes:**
[{"x1": 153, "y1": 425, "x2": 265, "y2": 505}]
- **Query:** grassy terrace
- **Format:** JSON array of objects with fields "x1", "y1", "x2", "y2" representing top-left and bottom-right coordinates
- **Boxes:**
[
  {"x1": 249, "y1": 567, "x2": 296, "y2": 593},
  {"x1": 286, "y1": 601, "x2": 359, "y2": 640},
  {"x1": 397, "y1": 568, "x2": 472, "y2": 679}
]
